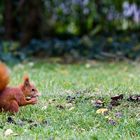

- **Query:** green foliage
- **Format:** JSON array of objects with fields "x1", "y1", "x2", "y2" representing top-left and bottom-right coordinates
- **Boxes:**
[
  {"x1": 43, "y1": 0, "x2": 140, "y2": 35},
  {"x1": 0, "y1": 1, "x2": 140, "y2": 61},
  {"x1": 1, "y1": 0, "x2": 140, "y2": 36},
  {"x1": 1, "y1": 32, "x2": 140, "y2": 62}
]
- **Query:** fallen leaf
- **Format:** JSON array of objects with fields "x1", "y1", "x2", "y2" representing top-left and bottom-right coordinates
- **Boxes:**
[
  {"x1": 127, "y1": 95, "x2": 140, "y2": 102},
  {"x1": 111, "y1": 94, "x2": 123, "y2": 101},
  {"x1": 92, "y1": 100, "x2": 104, "y2": 108},
  {"x1": 96, "y1": 108, "x2": 108, "y2": 115},
  {"x1": 4, "y1": 129, "x2": 14, "y2": 136}
]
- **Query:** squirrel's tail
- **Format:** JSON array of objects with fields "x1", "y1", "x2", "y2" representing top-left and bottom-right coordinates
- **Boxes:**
[{"x1": 0, "y1": 62, "x2": 10, "y2": 91}]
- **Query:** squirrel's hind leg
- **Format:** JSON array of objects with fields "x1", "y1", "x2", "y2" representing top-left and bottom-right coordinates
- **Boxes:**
[{"x1": 8, "y1": 101, "x2": 19, "y2": 113}]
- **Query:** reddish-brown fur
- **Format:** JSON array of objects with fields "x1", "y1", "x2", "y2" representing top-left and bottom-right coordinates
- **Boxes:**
[
  {"x1": 0, "y1": 62, "x2": 40, "y2": 113},
  {"x1": 0, "y1": 63, "x2": 9, "y2": 91}
]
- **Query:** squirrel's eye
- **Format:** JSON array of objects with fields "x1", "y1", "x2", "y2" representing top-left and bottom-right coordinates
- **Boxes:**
[{"x1": 32, "y1": 89, "x2": 35, "y2": 91}]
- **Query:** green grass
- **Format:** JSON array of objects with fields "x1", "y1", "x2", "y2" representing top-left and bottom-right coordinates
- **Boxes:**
[{"x1": 0, "y1": 61, "x2": 140, "y2": 140}]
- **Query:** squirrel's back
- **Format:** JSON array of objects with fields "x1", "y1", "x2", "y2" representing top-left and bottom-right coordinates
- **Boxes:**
[{"x1": 0, "y1": 62, "x2": 10, "y2": 91}]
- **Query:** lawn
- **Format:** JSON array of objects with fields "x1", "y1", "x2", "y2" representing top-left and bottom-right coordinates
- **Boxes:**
[{"x1": 0, "y1": 61, "x2": 140, "y2": 140}]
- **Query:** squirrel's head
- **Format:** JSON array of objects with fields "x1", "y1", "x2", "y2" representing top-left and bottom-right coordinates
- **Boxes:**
[{"x1": 21, "y1": 76, "x2": 41, "y2": 99}]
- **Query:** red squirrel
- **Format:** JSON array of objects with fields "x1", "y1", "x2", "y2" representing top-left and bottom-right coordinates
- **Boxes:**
[{"x1": 0, "y1": 62, "x2": 41, "y2": 113}]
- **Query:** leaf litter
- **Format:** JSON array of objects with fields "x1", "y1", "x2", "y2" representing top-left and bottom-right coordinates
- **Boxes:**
[
  {"x1": 6, "y1": 116, "x2": 48, "y2": 129},
  {"x1": 5, "y1": 90, "x2": 140, "y2": 129}
]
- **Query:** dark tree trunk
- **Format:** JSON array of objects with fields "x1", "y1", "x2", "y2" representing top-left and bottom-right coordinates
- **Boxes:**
[
  {"x1": 4, "y1": 0, "x2": 13, "y2": 40},
  {"x1": 19, "y1": 0, "x2": 44, "y2": 47}
]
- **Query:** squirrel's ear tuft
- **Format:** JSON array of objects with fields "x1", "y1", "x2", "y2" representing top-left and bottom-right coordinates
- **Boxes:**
[
  {"x1": 23, "y1": 75, "x2": 30, "y2": 86},
  {"x1": 24, "y1": 75, "x2": 29, "y2": 81}
]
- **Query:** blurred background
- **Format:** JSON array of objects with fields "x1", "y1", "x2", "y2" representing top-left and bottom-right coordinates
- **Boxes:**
[{"x1": 0, "y1": 0, "x2": 140, "y2": 63}]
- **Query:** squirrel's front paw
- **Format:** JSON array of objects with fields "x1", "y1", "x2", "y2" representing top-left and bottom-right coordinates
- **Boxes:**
[{"x1": 30, "y1": 97, "x2": 37, "y2": 104}]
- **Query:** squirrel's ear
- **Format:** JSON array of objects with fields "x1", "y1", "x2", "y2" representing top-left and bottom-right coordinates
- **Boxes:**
[{"x1": 23, "y1": 75, "x2": 30, "y2": 86}]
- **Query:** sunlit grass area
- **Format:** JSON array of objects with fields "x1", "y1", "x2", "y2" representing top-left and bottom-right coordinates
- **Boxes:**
[{"x1": 0, "y1": 61, "x2": 140, "y2": 140}]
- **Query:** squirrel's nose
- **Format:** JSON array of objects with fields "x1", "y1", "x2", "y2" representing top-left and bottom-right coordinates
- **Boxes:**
[{"x1": 36, "y1": 92, "x2": 41, "y2": 97}]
